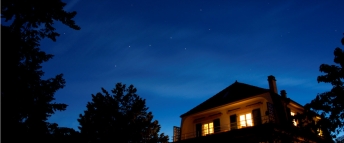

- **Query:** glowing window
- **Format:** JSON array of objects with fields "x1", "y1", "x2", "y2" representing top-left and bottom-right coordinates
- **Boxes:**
[
  {"x1": 317, "y1": 128, "x2": 323, "y2": 136},
  {"x1": 290, "y1": 112, "x2": 295, "y2": 116},
  {"x1": 240, "y1": 113, "x2": 253, "y2": 128},
  {"x1": 202, "y1": 122, "x2": 213, "y2": 136},
  {"x1": 290, "y1": 111, "x2": 297, "y2": 126}
]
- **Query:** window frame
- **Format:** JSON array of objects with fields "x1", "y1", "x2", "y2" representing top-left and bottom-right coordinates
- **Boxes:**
[
  {"x1": 239, "y1": 113, "x2": 253, "y2": 128},
  {"x1": 202, "y1": 122, "x2": 214, "y2": 136},
  {"x1": 290, "y1": 111, "x2": 297, "y2": 126},
  {"x1": 230, "y1": 114, "x2": 237, "y2": 130}
]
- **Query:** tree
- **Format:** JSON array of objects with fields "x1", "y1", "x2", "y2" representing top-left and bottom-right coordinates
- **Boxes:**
[
  {"x1": 1, "y1": 0, "x2": 80, "y2": 142},
  {"x1": 78, "y1": 83, "x2": 169, "y2": 143},
  {"x1": 305, "y1": 35, "x2": 344, "y2": 137},
  {"x1": 336, "y1": 135, "x2": 344, "y2": 143}
]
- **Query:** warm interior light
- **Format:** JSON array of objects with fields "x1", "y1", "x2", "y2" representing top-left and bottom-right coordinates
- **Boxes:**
[
  {"x1": 290, "y1": 111, "x2": 297, "y2": 126},
  {"x1": 317, "y1": 129, "x2": 323, "y2": 136},
  {"x1": 203, "y1": 122, "x2": 214, "y2": 136},
  {"x1": 291, "y1": 112, "x2": 295, "y2": 116},
  {"x1": 246, "y1": 113, "x2": 253, "y2": 126},
  {"x1": 209, "y1": 122, "x2": 214, "y2": 134},
  {"x1": 240, "y1": 115, "x2": 246, "y2": 128},
  {"x1": 203, "y1": 124, "x2": 208, "y2": 135},
  {"x1": 240, "y1": 113, "x2": 253, "y2": 128}
]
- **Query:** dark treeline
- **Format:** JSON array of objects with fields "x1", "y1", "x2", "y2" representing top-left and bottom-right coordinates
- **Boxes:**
[
  {"x1": 2, "y1": 0, "x2": 80, "y2": 142},
  {"x1": 1, "y1": 0, "x2": 168, "y2": 143}
]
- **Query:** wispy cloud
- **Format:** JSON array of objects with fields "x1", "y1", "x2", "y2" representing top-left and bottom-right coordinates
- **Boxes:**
[{"x1": 63, "y1": 0, "x2": 81, "y2": 11}]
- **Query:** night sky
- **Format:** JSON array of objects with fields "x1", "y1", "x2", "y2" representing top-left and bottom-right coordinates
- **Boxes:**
[{"x1": 39, "y1": 0, "x2": 344, "y2": 140}]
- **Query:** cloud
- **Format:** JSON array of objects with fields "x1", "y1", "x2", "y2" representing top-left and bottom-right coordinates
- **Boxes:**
[{"x1": 63, "y1": 0, "x2": 81, "y2": 11}]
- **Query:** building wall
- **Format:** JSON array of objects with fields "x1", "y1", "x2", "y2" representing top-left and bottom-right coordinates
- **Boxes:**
[{"x1": 180, "y1": 92, "x2": 275, "y2": 140}]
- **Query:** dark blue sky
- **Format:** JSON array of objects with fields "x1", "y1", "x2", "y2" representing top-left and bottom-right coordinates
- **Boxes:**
[{"x1": 39, "y1": 0, "x2": 344, "y2": 140}]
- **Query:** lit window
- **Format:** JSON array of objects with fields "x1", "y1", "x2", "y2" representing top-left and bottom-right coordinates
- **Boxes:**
[
  {"x1": 239, "y1": 113, "x2": 253, "y2": 128},
  {"x1": 202, "y1": 122, "x2": 213, "y2": 136},
  {"x1": 317, "y1": 128, "x2": 323, "y2": 136},
  {"x1": 290, "y1": 112, "x2": 295, "y2": 116},
  {"x1": 290, "y1": 111, "x2": 297, "y2": 126}
]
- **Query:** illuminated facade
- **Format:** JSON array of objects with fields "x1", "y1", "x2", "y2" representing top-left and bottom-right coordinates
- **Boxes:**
[{"x1": 173, "y1": 75, "x2": 324, "y2": 143}]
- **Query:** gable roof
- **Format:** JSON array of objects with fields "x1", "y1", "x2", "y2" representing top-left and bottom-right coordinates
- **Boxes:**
[{"x1": 180, "y1": 81, "x2": 270, "y2": 117}]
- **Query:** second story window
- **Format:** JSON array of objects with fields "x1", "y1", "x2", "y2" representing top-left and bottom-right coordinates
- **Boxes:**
[
  {"x1": 317, "y1": 128, "x2": 323, "y2": 136},
  {"x1": 240, "y1": 113, "x2": 253, "y2": 128},
  {"x1": 290, "y1": 111, "x2": 297, "y2": 126},
  {"x1": 203, "y1": 122, "x2": 214, "y2": 136},
  {"x1": 230, "y1": 114, "x2": 237, "y2": 130}
]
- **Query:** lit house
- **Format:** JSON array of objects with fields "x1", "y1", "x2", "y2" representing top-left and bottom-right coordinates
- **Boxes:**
[{"x1": 173, "y1": 75, "x2": 325, "y2": 143}]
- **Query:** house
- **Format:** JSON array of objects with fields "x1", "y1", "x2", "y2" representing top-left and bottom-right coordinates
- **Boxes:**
[{"x1": 173, "y1": 75, "x2": 325, "y2": 143}]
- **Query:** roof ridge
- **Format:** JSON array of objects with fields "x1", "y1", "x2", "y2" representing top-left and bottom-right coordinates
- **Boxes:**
[
  {"x1": 180, "y1": 81, "x2": 270, "y2": 117},
  {"x1": 235, "y1": 81, "x2": 269, "y2": 90},
  {"x1": 180, "y1": 81, "x2": 237, "y2": 117}
]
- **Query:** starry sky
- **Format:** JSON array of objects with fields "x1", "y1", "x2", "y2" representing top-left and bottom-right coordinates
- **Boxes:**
[{"x1": 38, "y1": 0, "x2": 344, "y2": 140}]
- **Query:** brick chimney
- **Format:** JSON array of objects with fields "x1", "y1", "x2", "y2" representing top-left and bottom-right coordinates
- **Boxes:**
[
  {"x1": 268, "y1": 75, "x2": 277, "y2": 94},
  {"x1": 280, "y1": 90, "x2": 287, "y2": 98}
]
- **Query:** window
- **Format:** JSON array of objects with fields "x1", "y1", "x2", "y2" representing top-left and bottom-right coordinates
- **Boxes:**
[
  {"x1": 290, "y1": 111, "x2": 297, "y2": 126},
  {"x1": 202, "y1": 122, "x2": 214, "y2": 136},
  {"x1": 230, "y1": 114, "x2": 237, "y2": 130},
  {"x1": 213, "y1": 119, "x2": 221, "y2": 133},
  {"x1": 315, "y1": 119, "x2": 323, "y2": 137},
  {"x1": 239, "y1": 113, "x2": 253, "y2": 128},
  {"x1": 317, "y1": 128, "x2": 323, "y2": 136},
  {"x1": 252, "y1": 108, "x2": 262, "y2": 126},
  {"x1": 196, "y1": 123, "x2": 202, "y2": 137}
]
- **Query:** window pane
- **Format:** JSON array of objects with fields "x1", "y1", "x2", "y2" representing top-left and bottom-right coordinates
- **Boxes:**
[
  {"x1": 230, "y1": 115, "x2": 237, "y2": 122},
  {"x1": 209, "y1": 123, "x2": 214, "y2": 134},
  {"x1": 240, "y1": 115, "x2": 246, "y2": 128},
  {"x1": 293, "y1": 120, "x2": 297, "y2": 126},
  {"x1": 246, "y1": 113, "x2": 253, "y2": 126},
  {"x1": 240, "y1": 115, "x2": 245, "y2": 121},
  {"x1": 246, "y1": 113, "x2": 251, "y2": 119},
  {"x1": 291, "y1": 112, "x2": 295, "y2": 116},
  {"x1": 203, "y1": 124, "x2": 208, "y2": 135},
  {"x1": 290, "y1": 112, "x2": 296, "y2": 126}
]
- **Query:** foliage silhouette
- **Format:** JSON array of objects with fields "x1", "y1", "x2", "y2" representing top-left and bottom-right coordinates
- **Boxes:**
[
  {"x1": 266, "y1": 91, "x2": 333, "y2": 143},
  {"x1": 304, "y1": 35, "x2": 344, "y2": 138},
  {"x1": 336, "y1": 135, "x2": 344, "y2": 143},
  {"x1": 78, "y1": 83, "x2": 169, "y2": 143},
  {"x1": 1, "y1": 0, "x2": 80, "y2": 142}
]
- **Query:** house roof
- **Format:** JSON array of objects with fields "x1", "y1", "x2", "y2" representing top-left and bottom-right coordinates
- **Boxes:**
[{"x1": 180, "y1": 81, "x2": 270, "y2": 117}]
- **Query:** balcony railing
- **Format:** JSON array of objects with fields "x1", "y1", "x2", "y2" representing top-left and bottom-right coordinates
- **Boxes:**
[{"x1": 176, "y1": 115, "x2": 271, "y2": 141}]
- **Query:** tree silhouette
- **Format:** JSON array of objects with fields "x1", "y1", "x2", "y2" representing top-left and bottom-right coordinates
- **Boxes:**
[
  {"x1": 78, "y1": 83, "x2": 169, "y2": 143},
  {"x1": 1, "y1": 0, "x2": 80, "y2": 142},
  {"x1": 305, "y1": 35, "x2": 344, "y2": 137},
  {"x1": 336, "y1": 135, "x2": 344, "y2": 143}
]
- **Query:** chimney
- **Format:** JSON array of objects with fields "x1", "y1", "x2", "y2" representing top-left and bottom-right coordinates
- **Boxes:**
[
  {"x1": 280, "y1": 90, "x2": 287, "y2": 98},
  {"x1": 268, "y1": 75, "x2": 277, "y2": 93}
]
